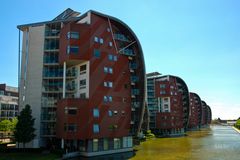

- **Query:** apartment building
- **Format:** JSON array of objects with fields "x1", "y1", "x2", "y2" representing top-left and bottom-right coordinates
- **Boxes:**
[
  {"x1": 146, "y1": 72, "x2": 190, "y2": 136},
  {"x1": 188, "y1": 92, "x2": 202, "y2": 130},
  {"x1": 18, "y1": 8, "x2": 146, "y2": 156},
  {"x1": 0, "y1": 84, "x2": 18, "y2": 120}
]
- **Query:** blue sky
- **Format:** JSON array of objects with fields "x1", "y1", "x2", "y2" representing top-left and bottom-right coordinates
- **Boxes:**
[{"x1": 0, "y1": 0, "x2": 239, "y2": 119}]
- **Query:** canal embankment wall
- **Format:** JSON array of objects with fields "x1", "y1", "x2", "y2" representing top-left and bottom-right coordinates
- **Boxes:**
[{"x1": 232, "y1": 126, "x2": 240, "y2": 134}]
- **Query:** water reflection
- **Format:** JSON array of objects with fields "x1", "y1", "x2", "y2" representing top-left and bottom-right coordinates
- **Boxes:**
[
  {"x1": 69, "y1": 151, "x2": 135, "y2": 160},
  {"x1": 70, "y1": 126, "x2": 240, "y2": 160}
]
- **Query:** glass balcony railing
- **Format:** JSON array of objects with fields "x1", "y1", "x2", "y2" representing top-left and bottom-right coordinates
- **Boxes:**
[
  {"x1": 129, "y1": 63, "x2": 137, "y2": 70},
  {"x1": 66, "y1": 83, "x2": 77, "y2": 92},
  {"x1": 66, "y1": 70, "x2": 77, "y2": 77},
  {"x1": 45, "y1": 30, "x2": 60, "y2": 37},
  {"x1": 114, "y1": 33, "x2": 130, "y2": 42},
  {"x1": 120, "y1": 49, "x2": 135, "y2": 56},
  {"x1": 131, "y1": 76, "x2": 139, "y2": 82},
  {"x1": 131, "y1": 89, "x2": 140, "y2": 95}
]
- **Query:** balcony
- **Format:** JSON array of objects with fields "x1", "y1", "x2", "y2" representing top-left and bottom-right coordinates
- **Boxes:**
[
  {"x1": 66, "y1": 83, "x2": 77, "y2": 92},
  {"x1": 132, "y1": 102, "x2": 140, "y2": 108},
  {"x1": 120, "y1": 48, "x2": 135, "y2": 57},
  {"x1": 114, "y1": 33, "x2": 130, "y2": 42},
  {"x1": 131, "y1": 76, "x2": 139, "y2": 83},
  {"x1": 129, "y1": 62, "x2": 137, "y2": 70},
  {"x1": 66, "y1": 70, "x2": 77, "y2": 78},
  {"x1": 45, "y1": 30, "x2": 60, "y2": 38},
  {"x1": 131, "y1": 89, "x2": 140, "y2": 96}
]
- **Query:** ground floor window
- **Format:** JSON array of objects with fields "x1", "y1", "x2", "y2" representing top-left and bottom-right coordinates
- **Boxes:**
[
  {"x1": 114, "y1": 138, "x2": 121, "y2": 149},
  {"x1": 93, "y1": 139, "x2": 98, "y2": 152},
  {"x1": 103, "y1": 138, "x2": 108, "y2": 150}
]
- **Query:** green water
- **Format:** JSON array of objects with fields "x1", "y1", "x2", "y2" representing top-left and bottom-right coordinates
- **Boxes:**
[{"x1": 131, "y1": 125, "x2": 240, "y2": 160}]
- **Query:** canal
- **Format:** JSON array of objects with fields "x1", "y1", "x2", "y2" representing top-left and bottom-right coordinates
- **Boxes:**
[
  {"x1": 71, "y1": 125, "x2": 240, "y2": 160},
  {"x1": 131, "y1": 125, "x2": 240, "y2": 160}
]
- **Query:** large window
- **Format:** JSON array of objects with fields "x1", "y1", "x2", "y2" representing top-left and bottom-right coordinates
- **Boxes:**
[
  {"x1": 80, "y1": 65, "x2": 86, "y2": 75},
  {"x1": 104, "y1": 67, "x2": 113, "y2": 74},
  {"x1": 93, "y1": 124, "x2": 100, "y2": 133},
  {"x1": 93, "y1": 108, "x2": 99, "y2": 118},
  {"x1": 80, "y1": 93, "x2": 86, "y2": 98},
  {"x1": 64, "y1": 107, "x2": 77, "y2": 115},
  {"x1": 67, "y1": 32, "x2": 79, "y2": 39},
  {"x1": 108, "y1": 54, "x2": 117, "y2": 61},
  {"x1": 64, "y1": 123, "x2": 77, "y2": 132},
  {"x1": 103, "y1": 138, "x2": 108, "y2": 150},
  {"x1": 79, "y1": 79, "x2": 86, "y2": 89},
  {"x1": 67, "y1": 45, "x2": 79, "y2": 54},
  {"x1": 104, "y1": 96, "x2": 112, "y2": 102},
  {"x1": 114, "y1": 138, "x2": 121, "y2": 149},
  {"x1": 104, "y1": 81, "x2": 113, "y2": 88},
  {"x1": 160, "y1": 84, "x2": 166, "y2": 88},
  {"x1": 93, "y1": 139, "x2": 98, "y2": 152},
  {"x1": 94, "y1": 49, "x2": 101, "y2": 58}
]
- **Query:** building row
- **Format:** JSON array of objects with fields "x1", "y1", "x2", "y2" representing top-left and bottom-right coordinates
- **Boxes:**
[
  {"x1": 17, "y1": 9, "x2": 211, "y2": 157},
  {"x1": 146, "y1": 72, "x2": 212, "y2": 137}
]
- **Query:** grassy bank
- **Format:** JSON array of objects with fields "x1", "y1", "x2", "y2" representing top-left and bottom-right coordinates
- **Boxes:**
[{"x1": 0, "y1": 152, "x2": 61, "y2": 160}]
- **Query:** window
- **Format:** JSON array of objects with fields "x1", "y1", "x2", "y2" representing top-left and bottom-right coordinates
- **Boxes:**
[
  {"x1": 80, "y1": 93, "x2": 86, "y2": 99},
  {"x1": 104, "y1": 96, "x2": 108, "y2": 102},
  {"x1": 107, "y1": 28, "x2": 110, "y2": 32},
  {"x1": 103, "y1": 138, "x2": 108, "y2": 150},
  {"x1": 109, "y1": 68, "x2": 113, "y2": 74},
  {"x1": 108, "y1": 54, "x2": 113, "y2": 61},
  {"x1": 67, "y1": 45, "x2": 79, "y2": 54},
  {"x1": 109, "y1": 42, "x2": 113, "y2": 47},
  {"x1": 160, "y1": 90, "x2": 166, "y2": 95},
  {"x1": 93, "y1": 139, "x2": 98, "y2": 151},
  {"x1": 104, "y1": 67, "x2": 108, "y2": 73},
  {"x1": 108, "y1": 110, "x2": 113, "y2": 117},
  {"x1": 114, "y1": 138, "x2": 121, "y2": 149},
  {"x1": 104, "y1": 81, "x2": 113, "y2": 88},
  {"x1": 93, "y1": 124, "x2": 100, "y2": 133},
  {"x1": 113, "y1": 56, "x2": 117, "y2": 61},
  {"x1": 65, "y1": 107, "x2": 77, "y2": 115},
  {"x1": 79, "y1": 79, "x2": 86, "y2": 89},
  {"x1": 94, "y1": 36, "x2": 99, "y2": 43},
  {"x1": 121, "y1": 111, "x2": 125, "y2": 115},
  {"x1": 160, "y1": 84, "x2": 166, "y2": 88},
  {"x1": 108, "y1": 54, "x2": 117, "y2": 61},
  {"x1": 104, "y1": 96, "x2": 113, "y2": 102},
  {"x1": 64, "y1": 123, "x2": 77, "y2": 132},
  {"x1": 114, "y1": 110, "x2": 118, "y2": 115},
  {"x1": 99, "y1": 38, "x2": 104, "y2": 44},
  {"x1": 80, "y1": 65, "x2": 87, "y2": 75},
  {"x1": 104, "y1": 67, "x2": 113, "y2": 74},
  {"x1": 93, "y1": 108, "x2": 99, "y2": 118},
  {"x1": 67, "y1": 32, "x2": 79, "y2": 39},
  {"x1": 94, "y1": 49, "x2": 101, "y2": 58},
  {"x1": 68, "y1": 109, "x2": 77, "y2": 115},
  {"x1": 0, "y1": 90, "x2": 4, "y2": 95}
]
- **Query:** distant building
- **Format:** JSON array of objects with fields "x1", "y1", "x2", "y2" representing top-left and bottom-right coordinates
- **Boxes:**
[
  {"x1": 201, "y1": 101, "x2": 212, "y2": 127},
  {"x1": 0, "y1": 84, "x2": 18, "y2": 120},
  {"x1": 146, "y1": 72, "x2": 190, "y2": 136},
  {"x1": 18, "y1": 8, "x2": 146, "y2": 156},
  {"x1": 188, "y1": 92, "x2": 202, "y2": 130}
]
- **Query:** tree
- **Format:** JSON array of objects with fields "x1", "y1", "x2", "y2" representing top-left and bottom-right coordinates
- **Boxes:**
[
  {"x1": 10, "y1": 117, "x2": 18, "y2": 132},
  {"x1": 0, "y1": 119, "x2": 11, "y2": 138},
  {"x1": 235, "y1": 119, "x2": 240, "y2": 129},
  {"x1": 14, "y1": 104, "x2": 36, "y2": 148}
]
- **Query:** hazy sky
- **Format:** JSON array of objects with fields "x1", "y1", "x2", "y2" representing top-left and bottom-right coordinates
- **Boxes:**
[{"x1": 0, "y1": 0, "x2": 239, "y2": 119}]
